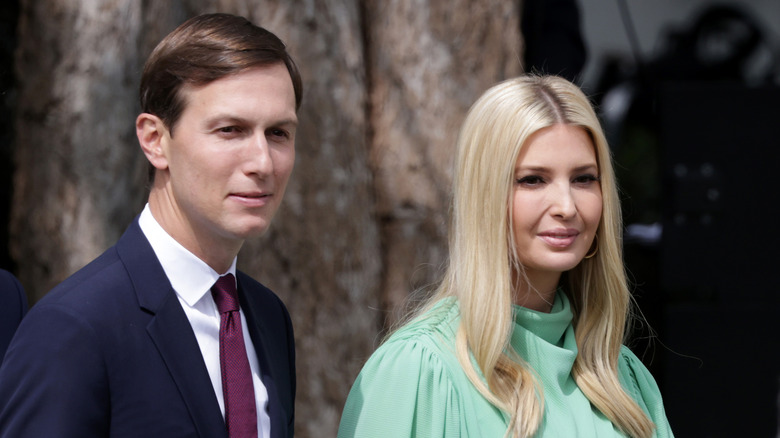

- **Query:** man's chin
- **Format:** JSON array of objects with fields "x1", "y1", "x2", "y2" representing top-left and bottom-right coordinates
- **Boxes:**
[{"x1": 231, "y1": 220, "x2": 272, "y2": 240}]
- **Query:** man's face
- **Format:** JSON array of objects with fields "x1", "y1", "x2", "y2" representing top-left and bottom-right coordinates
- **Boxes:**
[{"x1": 155, "y1": 63, "x2": 297, "y2": 254}]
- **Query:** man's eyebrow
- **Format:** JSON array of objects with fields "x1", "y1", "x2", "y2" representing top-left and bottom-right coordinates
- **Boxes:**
[
  {"x1": 273, "y1": 117, "x2": 298, "y2": 127},
  {"x1": 203, "y1": 114, "x2": 251, "y2": 127},
  {"x1": 203, "y1": 114, "x2": 299, "y2": 128}
]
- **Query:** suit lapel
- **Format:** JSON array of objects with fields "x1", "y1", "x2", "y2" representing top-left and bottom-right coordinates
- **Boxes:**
[
  {"x1": 238, "y1": 280, "x2": 288, "y2": 438},
  {"x1": 146, "y1": 293, "x2": 227, "y2": 438},
  {"x1": 117, "y1": 219, "x2": 227, "y2": 438}
]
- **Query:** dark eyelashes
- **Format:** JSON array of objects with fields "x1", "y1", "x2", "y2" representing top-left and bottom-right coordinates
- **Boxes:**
[
  {"x1": 516, "y1": 176, "x2": 544, "y2": 185},
  {"x1": 215, "y1": 127, "x2": 290, "y2": 139},
  {"x1": 515, "y1": 174, "x2": 600, "y2": 185},
  {"x1": 267, "y1": 128, "x2": 290, "y2": 138},
  {"x1": 574, "y1": 174, "x2": 600, "y2": 183}
]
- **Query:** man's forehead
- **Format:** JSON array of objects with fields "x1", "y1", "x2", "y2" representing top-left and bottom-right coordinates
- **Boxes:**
[{"x1": 176, "y1": 66, "x2": 297, "y2": 122}]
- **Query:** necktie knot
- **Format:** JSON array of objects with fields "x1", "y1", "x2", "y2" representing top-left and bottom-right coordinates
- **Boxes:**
[{"x1": 211, "y1": 274, "x2": 239, "y2": 313}]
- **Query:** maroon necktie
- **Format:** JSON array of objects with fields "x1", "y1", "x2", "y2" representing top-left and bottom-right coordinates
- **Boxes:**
[{"x1": 211, "y1": 274, "x2": 258, "y2": 438}]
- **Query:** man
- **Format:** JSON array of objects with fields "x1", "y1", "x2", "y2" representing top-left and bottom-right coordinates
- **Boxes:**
[{"x1": 0, "y1": 13, "x2": 301, "y2": 438}]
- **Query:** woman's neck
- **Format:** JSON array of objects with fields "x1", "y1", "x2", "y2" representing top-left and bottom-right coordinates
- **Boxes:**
[{"x1": 512, "y1": 270, "x2": 561, "y2": 313}]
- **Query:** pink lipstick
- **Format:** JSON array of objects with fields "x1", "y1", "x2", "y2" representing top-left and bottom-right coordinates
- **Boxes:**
[{"x1": 538, "y1": 228, "x2": 579, "y2": 248}]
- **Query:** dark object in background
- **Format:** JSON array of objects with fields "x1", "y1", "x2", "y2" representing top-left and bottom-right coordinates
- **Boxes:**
[
  {"x1": 522, "y1": 0, "x2": 587, "y2": 83},
  {"x1": 597, "y1": 3, "x2": 777, "y2": 146},
  {"x1": 642, "y1": 3, "x2": 772, "y2": 82},
  {"x1": 0, "y1": 0, "x2": 19, "y2": 272},
  {"x1": 594, "y1": 3, "x2": 780, "y2": 437},
  {"x1": 658, "y1": 81, "x2": 780, "y2": 438}
]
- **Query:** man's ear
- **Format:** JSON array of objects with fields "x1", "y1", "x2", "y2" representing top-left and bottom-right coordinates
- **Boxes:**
[{"x1": 136, "y1": 113, "x2": 169, "y2": 170}]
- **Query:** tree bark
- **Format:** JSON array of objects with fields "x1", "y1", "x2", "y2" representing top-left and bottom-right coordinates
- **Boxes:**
[
  {"x1": 365, "y1": 0, "x2": 522, "y2": 325},
  {"x1": 11, "y1": 0, "x2": 148, "y2": 302}
]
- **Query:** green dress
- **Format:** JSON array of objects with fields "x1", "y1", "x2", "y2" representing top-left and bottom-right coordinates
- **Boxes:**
[{"x1": 338, "y1": 292, "x2": 674, "y2": 437}]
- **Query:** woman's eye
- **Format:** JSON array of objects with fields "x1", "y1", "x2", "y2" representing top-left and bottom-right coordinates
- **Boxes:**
[
  {"x1": 516, "y1": 175, "x2": 544, "y2": 186},
  {"x1": 573, "y1": 174, "x2": 600, "y2": 185}
]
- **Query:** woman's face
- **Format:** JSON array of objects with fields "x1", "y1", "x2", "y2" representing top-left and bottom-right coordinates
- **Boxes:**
[{"x1": 511, "y1": 124, "x2": 602, "y2": 292}]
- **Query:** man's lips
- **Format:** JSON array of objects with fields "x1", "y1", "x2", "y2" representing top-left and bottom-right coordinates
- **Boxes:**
[
  {"x1": 538, "y1": 228, "x2": 579, "y2": 248},
  {"x1": 229, "y1": 191, "x2": 272, "y2": 206}
]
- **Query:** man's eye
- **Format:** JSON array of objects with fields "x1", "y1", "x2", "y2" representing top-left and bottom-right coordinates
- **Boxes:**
[
  {"x1": 219, "y1": 126, "x2": 239, "y2": 134},
  {"x1": 267, "y1": 128, "x2": 289, "y2": 139}
]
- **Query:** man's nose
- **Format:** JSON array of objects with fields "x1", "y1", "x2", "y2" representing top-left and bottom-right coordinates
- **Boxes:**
[{"x1": 245, "y1": 133, "x2": 273, "y2": 176}]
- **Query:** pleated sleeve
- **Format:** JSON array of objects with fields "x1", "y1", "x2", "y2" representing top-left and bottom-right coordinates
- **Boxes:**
[
  {"x1": 618, "y1": 347, "x2": 675, "y2": 438},
  {"x1": 337, "y1": 326, "x2": 465, "y2": 437}
]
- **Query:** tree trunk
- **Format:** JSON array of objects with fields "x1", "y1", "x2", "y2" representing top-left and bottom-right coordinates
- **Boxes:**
[
  {"x1": 364, "y1": 0, "x2": 522, "y2": 327},
  {"x1": 10, "y1": 0, "x2": 523, "y2": 436},
  {"x1": 11, "y1": 0, "x2": 148, "y2": 302}
]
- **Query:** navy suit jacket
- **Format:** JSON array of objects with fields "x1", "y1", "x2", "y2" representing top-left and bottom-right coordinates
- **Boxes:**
[
  {"x1": 0, "y1": 219, "x2": 295, "y2": 437},
  {"x1": 0, "y1": 269, "x2": 27, "y2": 363}
]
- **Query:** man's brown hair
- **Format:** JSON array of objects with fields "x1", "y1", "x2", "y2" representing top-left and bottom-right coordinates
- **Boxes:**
[{"x1": 140, "y1": 13, "x2": 303, "y2": 136}]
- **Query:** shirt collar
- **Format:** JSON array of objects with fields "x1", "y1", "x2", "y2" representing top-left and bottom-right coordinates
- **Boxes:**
[
  {"x1": 513, "y1": 290, "x2": 573, "y2": 345},
  {"x1": 138, "y1": 204, "x2": 237, "y2": 307}
]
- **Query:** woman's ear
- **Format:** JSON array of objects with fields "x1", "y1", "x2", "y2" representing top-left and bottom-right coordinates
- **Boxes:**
[{"x1": 136, "y1": 113, "x2": 169, "y2": 171}]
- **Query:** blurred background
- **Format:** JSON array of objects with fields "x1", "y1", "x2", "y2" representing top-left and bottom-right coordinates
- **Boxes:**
[{"x1": 0, "y1": 0, "x2": 778, "y2": 436}]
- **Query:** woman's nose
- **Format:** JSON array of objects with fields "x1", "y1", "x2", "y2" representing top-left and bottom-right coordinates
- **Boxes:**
[{"x1": 550, "y1": 184, "x2": 577, "y2": 219}]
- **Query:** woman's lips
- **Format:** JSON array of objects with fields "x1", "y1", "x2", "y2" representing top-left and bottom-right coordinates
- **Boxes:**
[{"x1": 538, "y1": 229, "x2": 579, "y2": 248}]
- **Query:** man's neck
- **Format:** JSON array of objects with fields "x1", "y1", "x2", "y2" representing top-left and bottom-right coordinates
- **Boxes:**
[{"x1": 147, "y1": 192, "x2": 242, "y2": 274}]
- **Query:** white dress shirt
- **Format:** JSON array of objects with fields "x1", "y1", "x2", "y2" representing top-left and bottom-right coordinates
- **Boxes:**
[{"x1": 139, "y1": 204, "x2": 270, "y2": 437}]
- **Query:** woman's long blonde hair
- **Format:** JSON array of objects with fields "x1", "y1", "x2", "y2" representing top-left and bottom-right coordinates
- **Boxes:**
[{"x1": 418, "y1": 75, "x2": 654, "y2": 437}]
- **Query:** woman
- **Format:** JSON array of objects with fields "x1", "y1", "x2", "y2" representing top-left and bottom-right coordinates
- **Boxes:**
[{"x1": 338, "y1": 75, "x2": 673, "y2": 437}]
